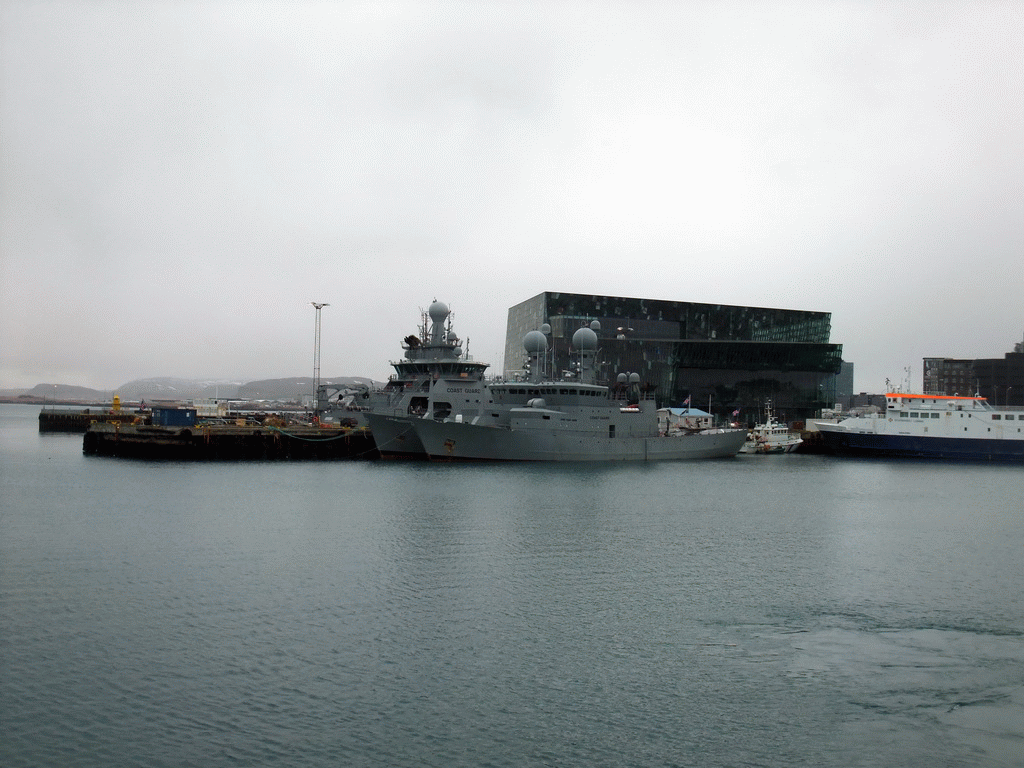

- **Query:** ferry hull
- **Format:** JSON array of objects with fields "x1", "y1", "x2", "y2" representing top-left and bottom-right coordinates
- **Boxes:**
[
  {"x1": 412, "y1": 419, "x2": 747, "y2": 462},
  {"x1": 817, "y1": 428, "x2": 1024, "y2": 462}
]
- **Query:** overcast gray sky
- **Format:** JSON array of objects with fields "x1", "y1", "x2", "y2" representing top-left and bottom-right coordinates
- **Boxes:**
[{"x1": 2, "y1": 1, "x2": 1022, "y2": 393}]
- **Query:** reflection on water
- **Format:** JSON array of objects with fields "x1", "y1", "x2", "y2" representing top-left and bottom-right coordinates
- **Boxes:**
[{"x1": 2, "y1": 404, "x2": 1023, "y2": 767}]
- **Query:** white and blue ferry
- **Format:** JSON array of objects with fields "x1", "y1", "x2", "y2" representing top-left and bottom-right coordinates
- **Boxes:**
[{"x1": 815, "y1": 393, "x2": 1024, "y2": 462}]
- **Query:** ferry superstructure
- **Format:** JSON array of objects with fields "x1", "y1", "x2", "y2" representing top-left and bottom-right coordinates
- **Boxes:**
[{"x1": 814, "y1": 393, "x2": 1024, "y2": 462}]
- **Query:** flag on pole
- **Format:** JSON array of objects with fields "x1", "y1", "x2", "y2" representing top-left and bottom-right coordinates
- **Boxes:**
[
  {"x1": 682, "y1": 396, "x2": 690, "y2": 406},
  {"x1": 732, "y1": 408, "x2": 740, "y2": 417}
]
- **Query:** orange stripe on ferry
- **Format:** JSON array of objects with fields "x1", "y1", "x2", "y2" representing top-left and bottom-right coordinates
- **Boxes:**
[{"x1": 885, "y1": 393, "x2": 982, "y2": 400}]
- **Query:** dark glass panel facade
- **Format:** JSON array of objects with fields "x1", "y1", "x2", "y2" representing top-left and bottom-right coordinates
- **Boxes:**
[{"x1": 505, "y1": 292, "x2": 843, "y2": 422}]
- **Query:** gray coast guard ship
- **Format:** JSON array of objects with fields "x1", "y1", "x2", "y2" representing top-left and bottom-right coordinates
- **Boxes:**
[
  {"x1": 363, "y1": 300, "x2": 489, "y2": 458},
  {"x1": 410, "y1": 321, "x2": 747, "y2": 462}
]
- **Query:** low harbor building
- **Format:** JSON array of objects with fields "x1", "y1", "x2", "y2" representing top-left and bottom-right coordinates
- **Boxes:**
[{"x1": 924, "y1": 352, "x2": 1024, "y2": 407}]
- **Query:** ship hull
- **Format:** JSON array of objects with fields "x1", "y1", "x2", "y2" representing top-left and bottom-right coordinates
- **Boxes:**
[
  {"x1": 740, "y1": 439, "x2": 802, "y2": 454},
  {"x1": 412, "y1": 418, "x2": 747, "y2": 462},
  {"x1": 364, "y1": 413, "x2": 427, "y2": 458},
  {"x1": 816, "y1": 425, "x2": 1024, "y2": 462}
]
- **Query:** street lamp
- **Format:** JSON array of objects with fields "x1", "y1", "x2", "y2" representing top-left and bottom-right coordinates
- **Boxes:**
[{"x1": 311, "y1": 302, "x2": 329, "y2": 421}]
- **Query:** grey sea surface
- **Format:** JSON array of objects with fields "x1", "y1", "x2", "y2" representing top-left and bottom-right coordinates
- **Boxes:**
[{"x1": 2, "y1": 403, "x2": 1023, "y2": 767}]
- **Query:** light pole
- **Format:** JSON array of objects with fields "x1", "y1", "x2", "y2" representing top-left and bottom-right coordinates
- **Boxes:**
[{"x1": 311, "y1": 302, "x2": 329, "y2": 422}]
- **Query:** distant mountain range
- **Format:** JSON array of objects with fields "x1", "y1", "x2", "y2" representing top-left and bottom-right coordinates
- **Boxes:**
[{"x1": 5, "y1": 376, "x2": 382, "y2": 403}]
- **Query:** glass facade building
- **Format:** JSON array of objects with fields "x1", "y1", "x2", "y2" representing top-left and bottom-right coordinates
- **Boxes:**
[{"x1": 504, "y1": 292, "x2": 844, "y2": 423}]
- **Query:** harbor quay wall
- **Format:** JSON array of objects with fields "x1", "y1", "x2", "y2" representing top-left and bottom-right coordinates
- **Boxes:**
[
  {"x1": 39, "y1": 410, "x2": 140, "y2": 433},
  {"x1": 83, "y1": 422, "x2": 379, "y2": 461}
]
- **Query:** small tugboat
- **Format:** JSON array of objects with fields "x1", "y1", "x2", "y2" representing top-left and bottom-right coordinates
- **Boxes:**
[{"x1": 739, "y1": 400, "x2": 803, "y2": 454}]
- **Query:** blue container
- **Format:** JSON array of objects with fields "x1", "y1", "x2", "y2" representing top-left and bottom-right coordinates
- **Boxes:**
[{"x1": 152, "y1": 407, "x2": 197, "y2": 427}]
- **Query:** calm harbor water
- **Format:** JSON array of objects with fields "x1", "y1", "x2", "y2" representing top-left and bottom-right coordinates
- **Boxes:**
[{"x1": 2, "y1": 402, "x2": 1023, "y2": 767}]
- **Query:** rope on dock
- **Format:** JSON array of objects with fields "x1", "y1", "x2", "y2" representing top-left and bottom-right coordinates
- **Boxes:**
[
  {"x1": 265, "y1": 425, "x2": 384, "y2": 460},
  {"x1": 264, "y1": 425, "x2": 363, "y2": 442}
]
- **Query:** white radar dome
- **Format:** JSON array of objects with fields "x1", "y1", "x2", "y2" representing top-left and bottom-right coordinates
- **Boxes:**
[
  {"x1": 428, "y1": 300, "x2": 450, "y2": 323},
  {"x1": 572, "y1": 326, "x2": 599, "y2": 351},
  {"x1": 523, "y1": 330, "x2": 549, "y2": 353}
]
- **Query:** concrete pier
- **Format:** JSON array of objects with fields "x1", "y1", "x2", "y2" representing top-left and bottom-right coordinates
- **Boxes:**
[{"x1": 83, "y1": 422, "x2": 379, "y2": 460}]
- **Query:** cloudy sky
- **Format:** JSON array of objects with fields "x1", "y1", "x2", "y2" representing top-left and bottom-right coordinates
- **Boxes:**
[{"x1": 2, "y1": 1, "x2": 1022, "y2": 393}]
